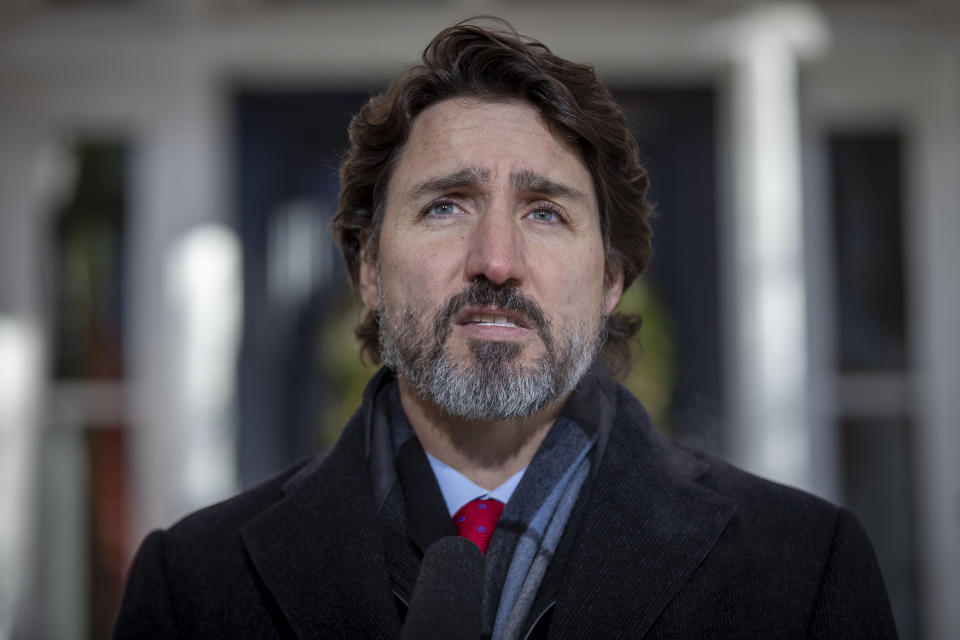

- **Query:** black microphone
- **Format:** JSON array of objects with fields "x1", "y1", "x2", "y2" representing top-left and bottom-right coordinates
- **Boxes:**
[{"x1": 400, "y1": 536, "x2": 485, "y2": 640}]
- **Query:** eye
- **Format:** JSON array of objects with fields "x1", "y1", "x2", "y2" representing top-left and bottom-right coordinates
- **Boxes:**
[
  {"x1": 526, "y1": 203, "x2": 564, "y2": 224},
  {"x1": 423, "y1": 199, "x2": 464, "y2": 218}
]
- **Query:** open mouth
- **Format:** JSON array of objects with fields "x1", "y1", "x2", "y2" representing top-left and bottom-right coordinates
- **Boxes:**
[{"x1": 454, "y1": 307, "x2": 532, "y2": 330}]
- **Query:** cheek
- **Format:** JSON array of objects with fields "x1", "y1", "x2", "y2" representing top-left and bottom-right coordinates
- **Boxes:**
[
  {"x1": 544, "y1": 250, "x2": 608, "y2": 321},
  {"x1": 379, "y1": 245, "x2": 456, "y2": 310}
]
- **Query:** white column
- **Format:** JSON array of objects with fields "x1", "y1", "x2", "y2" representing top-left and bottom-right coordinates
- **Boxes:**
[
  {"x1": 128, "y1": 68, "x2": 238, "y2": 544},
  {"x1": 164, "y1": 225, "x2": 242, "y2": 512},
  {"x1": 0, "y1": 319, "x2": 42, "y2": 640},
  {"x1": 722, "y1": 4, "x2": 827, "y2": 490},
  {"x1": 0, "y1": 101, "x2": 52, "y2": 640},
  {"x1": 911, "y1": 39, "x2": 960, "y2": 640}
]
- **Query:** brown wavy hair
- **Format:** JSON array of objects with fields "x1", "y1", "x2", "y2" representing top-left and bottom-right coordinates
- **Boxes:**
[{"x1": 332, "y1": 17, "x2": 653, "y2": 377}]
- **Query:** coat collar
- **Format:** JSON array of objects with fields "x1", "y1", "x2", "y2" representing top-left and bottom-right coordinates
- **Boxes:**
[
  {"x1": 239, "y1": 407, "x2": 401, "y2": 640},
  {"x1": 538, "y1": 376, "x2": 736, "y2": 638}
]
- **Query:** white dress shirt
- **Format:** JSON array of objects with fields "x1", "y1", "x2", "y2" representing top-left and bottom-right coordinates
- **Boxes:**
[{"x1": 424, "y1": 451, "x2": 526, "y2": 517}]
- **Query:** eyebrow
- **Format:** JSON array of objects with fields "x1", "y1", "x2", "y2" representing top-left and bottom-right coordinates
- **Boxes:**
[
  {"x1": 511, "y1": 168, "x2": 588, "y2": 202},
  {"x1": 409, "y1": 167, "x2": 491, "y2": 199},
  {"x1": 407, "y1": 165, "x2": 589, "y2": 203}
]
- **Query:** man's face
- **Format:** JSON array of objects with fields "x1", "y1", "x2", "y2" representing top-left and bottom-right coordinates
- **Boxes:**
[{"x1": 359, "y1": 98, "x2": 623, "y2": 420}]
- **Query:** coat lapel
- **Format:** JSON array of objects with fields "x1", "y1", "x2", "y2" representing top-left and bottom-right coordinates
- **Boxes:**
[
  {"x1": 240, "y1": 415, "x2": 401, "y2": 640},
  {"x1": 546, "y1": 389, "x2": 736, "y2": 639}
]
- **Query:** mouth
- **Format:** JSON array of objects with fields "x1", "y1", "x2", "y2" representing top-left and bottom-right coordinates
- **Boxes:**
[{"x1": 454, "y1": 307, "x2": 532, "y2": 330}]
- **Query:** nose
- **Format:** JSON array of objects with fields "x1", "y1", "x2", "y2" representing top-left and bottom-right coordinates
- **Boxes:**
[{"x1": 463, "y1": 210, "x2": 527, "y2": 286}]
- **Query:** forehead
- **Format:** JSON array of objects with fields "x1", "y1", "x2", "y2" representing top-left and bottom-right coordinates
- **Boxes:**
[{"x1": 388, "y1": 97, "x2": 596, "y2": 201}]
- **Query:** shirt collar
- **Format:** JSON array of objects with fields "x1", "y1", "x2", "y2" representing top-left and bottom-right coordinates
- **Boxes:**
[{"x1": 424, "y1": 450, "x2": 526, "y2": 516}]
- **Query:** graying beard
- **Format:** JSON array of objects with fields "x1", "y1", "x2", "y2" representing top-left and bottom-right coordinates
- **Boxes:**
[{"x1": 378, "y1": 295, "x2": 605, "y2": 421}]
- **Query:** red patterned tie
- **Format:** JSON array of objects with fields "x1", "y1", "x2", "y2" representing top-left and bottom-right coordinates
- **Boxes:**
[{"x1": 453, "y1": 498, "x2": 505, "y2": 554}]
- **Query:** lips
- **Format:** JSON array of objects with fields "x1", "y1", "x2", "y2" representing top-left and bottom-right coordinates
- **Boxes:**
[
  {"x1": 434, "y1": 280, "x2": 548, "y2": 348},
  {"x1": 454, "y1": 307, "x2": 532, "y2": 330}
]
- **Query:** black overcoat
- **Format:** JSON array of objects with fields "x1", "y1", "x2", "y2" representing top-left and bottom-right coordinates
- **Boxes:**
[{"x1": 114, "y1": 372, "x2": 898, "y2": 639}]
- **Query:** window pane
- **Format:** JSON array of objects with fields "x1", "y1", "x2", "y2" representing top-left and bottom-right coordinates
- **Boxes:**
[{"x1": 829, "y1": 132, "x2": 907, "y2": 371}]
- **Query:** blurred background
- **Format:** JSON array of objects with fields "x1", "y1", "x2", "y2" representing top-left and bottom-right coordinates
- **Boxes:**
[{"x1": 1, "y1": 0, "x2": 958, "y2": 638}]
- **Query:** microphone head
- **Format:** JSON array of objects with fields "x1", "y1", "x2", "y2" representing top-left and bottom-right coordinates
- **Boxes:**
[{"x1": 400, "y1": 536, "x2": 485, "y2": 640}]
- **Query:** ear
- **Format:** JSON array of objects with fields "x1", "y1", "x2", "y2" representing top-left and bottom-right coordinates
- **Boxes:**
[
  {"x1": 358, "y1": 248, "x2": 380, "y2": 310},
  {"x1": 602, "y1": 264, "x2": 625, "y2": 316}
]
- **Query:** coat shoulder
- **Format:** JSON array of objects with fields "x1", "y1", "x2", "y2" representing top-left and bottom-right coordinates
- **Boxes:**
[
  {"x1": 664, "y1": 445, "x2": 897, "y2": 638},
  {"x1": 164, "y1": 456, "x2": 314, "y2": 543},
  {"x1": 685, "y1": 442, "x2": 840, "y2": 531},
  {"x1": 611, "y1": 380, "x2": 841, "y2": 534},
  {"x1": 115, "y1": 457, "x2": 323, "y2": 638},
  {"x1": 602, "y1": 384, "x2": 897, "y2": 637}
]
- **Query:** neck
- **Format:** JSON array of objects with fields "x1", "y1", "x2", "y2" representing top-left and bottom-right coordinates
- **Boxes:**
[{"x1": 396, "y1": 376, "x2": 565, "y2": 491}]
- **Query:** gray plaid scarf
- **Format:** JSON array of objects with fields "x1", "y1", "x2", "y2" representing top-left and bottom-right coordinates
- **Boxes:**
[{"x1": 369, "y1": 373, "x2": 598, "y2": 639}]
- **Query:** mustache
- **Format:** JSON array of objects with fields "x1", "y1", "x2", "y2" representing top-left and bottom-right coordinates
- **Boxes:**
[{"x1": 433, "y1": 278, "x2": 551, "y2": 347}]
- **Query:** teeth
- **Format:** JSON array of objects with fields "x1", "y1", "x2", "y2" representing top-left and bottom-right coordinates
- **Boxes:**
[{"x1": 470, "y1": 314, "x2": 519, "y2": 328}]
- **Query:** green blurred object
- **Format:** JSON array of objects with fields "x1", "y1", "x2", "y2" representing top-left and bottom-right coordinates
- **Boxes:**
[
  {"x1": 615, "y1": 279, "x2": 676, "y2": 432},
  {"x1": 53, "y1": 142, "x2": 127, "y2": 380},
  {"x1": 315, "y1": 294, "x2": 378, "y2": 447},
  {"x1": 314, "y1": 279, "x2": 676, "y2": 447}
]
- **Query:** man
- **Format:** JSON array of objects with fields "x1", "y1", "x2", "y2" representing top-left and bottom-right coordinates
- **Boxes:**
[{"x1": 115, "y1": 19, "x2": 898, "y2": 639}]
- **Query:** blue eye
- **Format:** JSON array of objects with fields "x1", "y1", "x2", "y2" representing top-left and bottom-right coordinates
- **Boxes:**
[
  {"x1": 426, "y1": 200, "x2": 463, "y2": 217},
  {"x1": 528, "y1": 207, "x2": 561, "y2": 223}
]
